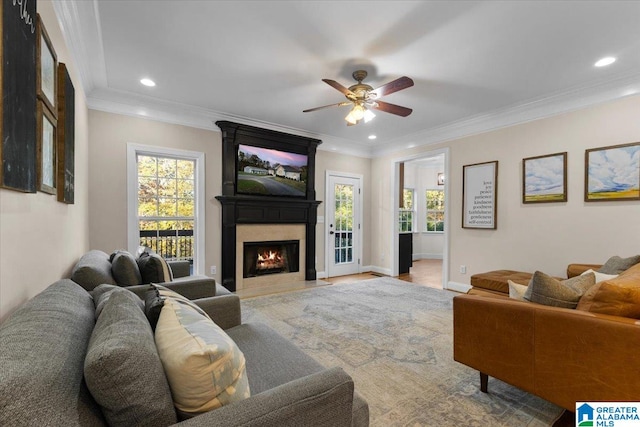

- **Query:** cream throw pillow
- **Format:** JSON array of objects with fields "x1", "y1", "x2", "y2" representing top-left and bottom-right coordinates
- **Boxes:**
[
  {"x1": 581, "y1": 268, "x2": 618, "y2": 283},
  {"x1": 155, "y1": 298, "x2": 250, "y2": 418},
  {"x1": 508, "y1": 280, "x2": 528, "y2": 301}
]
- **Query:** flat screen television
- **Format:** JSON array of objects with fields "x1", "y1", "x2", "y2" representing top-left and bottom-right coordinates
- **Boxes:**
[{"x1": 236, "y1": 144, "x2": 308, "y2": 197}]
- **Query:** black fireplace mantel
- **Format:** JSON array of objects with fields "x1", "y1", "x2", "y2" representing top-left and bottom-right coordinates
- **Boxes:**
[{"x1": 215, "y1": 121, "x2": 322, "y2": 292}]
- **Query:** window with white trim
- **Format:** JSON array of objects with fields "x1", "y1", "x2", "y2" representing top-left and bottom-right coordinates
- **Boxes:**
[
  {"x1": 127, "y1": 145, "x2": 205, "y2": 275},
  {"x1": 399, "y1": 188, "x2": 415, "y2": 232},
  {"x1": 425, "y1": 189, "x2": 445, "y2": 232}
]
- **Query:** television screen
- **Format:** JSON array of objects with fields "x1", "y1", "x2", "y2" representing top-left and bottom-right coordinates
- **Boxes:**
[{"x1": 237, "y1": 144, "x2": 308, "y2": 197}]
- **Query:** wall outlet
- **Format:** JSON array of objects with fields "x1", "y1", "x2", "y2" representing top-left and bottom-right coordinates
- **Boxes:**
[
  {"x1": 210, "y1": 266, "x2": 217, "y2": 275},
  {"x1": 460, "y1": 265, "x2": 467, "y2": 274}
]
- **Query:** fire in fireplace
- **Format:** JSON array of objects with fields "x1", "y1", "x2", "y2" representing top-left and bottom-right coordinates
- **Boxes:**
[{"x1": 243, "y1": 240, "x2": 300, "y2": 278}]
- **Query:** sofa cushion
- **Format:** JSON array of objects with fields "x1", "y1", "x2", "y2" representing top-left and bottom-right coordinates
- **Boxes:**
[
  {"x1": 155, "y1": 297, "x2": 250, "y2": 418},
  {"x1": 110, "y1": 250, "x2": 142, "y2": 286},
  {"x1": 84, "y1": 291, "x2": 177, "y2": 426},
  {"x1": 598, "y1": 255, "x2": 640, "y2": 275},
  {"x1": 577, "y1": 262, "x2": 640, "y2": 319},
  {"x1": 470, "y1": 270, "x2": 533, "y2": 294},
  {"x1": 507, "y1": 280, "x2": 528, "y2": 301},
  {"x1": 91, "y1": 284, "x2": 144, "y2": 319},
  {"x1": 138, "y1": 252, "x2": 173, "y2": 284},
  {"x1": 71, "y1": 250, "x2": 117, "y2": 291},
  {"x1": 524, "y1": 271, "x2": 596, "y2": 309},
  {"x1": 0, "y1": 280, "x2": 106, "y2": 426}
]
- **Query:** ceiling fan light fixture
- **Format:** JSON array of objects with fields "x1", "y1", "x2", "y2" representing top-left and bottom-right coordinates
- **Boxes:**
[
  {"x1": 363, "y1": 109, "x2": 375, "y2": 123},
  {"x1": 345, "y1": 110, "x2": 358, "y2": 125},
  {"x1": 351, "y1": 104, "x2": 366, "y2": 121}
]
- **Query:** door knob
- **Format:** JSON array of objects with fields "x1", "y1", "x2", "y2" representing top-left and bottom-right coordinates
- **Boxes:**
[{"x1": 329, "y1": 231, "x2": 334, "y2": 235}]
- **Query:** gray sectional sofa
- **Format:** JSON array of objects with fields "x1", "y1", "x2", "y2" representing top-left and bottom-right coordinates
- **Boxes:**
[{"x1": 0, "y1": 279, "x2": 369, "y2": 426}]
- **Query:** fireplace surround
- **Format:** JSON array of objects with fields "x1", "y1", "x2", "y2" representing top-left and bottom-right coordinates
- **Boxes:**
[{"x1": 215, "y1": 121, "x2": 321, "y2": 292}]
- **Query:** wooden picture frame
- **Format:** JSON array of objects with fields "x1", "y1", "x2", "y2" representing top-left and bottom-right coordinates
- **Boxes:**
[
  {"x1": 462, "y1": 161, "x2": 498, "y2": 229},
  {"x1": 1, "y1": 0, "x2": 38, "y2": 192},
  {"x1": 36, "y1": 13, "x2": 57, "y2": 117},
  {"x1": 37, "y1": 101, "x2": 57, "y2": 194},
  {"x1": 585, "y1": 142, "x2": 640, "y2": 202},
  {"x1": 57, "y1": 63, "x2": 75, "y2": 203},
  {"x1": 523, "y1": 152, "x2": 567, "y2": 203},
  {"x1": 437, "y1": 172, "x2": 445, "y2": 186}
]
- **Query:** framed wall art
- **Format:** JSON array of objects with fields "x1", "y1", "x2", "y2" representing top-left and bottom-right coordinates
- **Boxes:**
[
  {"x1": 36, "y1": 13, "x2": 57, "y2": 117},
  {"x1": 37, "y1": 101, "x2": 57, "y2": 195},
  {"x1": 585, "y1": 142, "x2": 640, "y2": 202},
  {"x1": 522, "y1": 152, "x2": 567, "y2": 203},
  {"x1": 57, "y1": 63, "x2": 75, "y2": 203},
  {"x1": 462, "y1": 160, "x2": 498, "y2": 229},
  {"x1": 1, "y1": 0, "x2": 38, "y2": 192}
]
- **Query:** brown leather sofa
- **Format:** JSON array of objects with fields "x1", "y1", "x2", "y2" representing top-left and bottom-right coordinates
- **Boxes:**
[{"x1": 454, "y1": 262, "x2": 640, "y2": 415}]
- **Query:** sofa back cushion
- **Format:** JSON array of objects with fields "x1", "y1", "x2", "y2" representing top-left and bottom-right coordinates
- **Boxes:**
[
  {"x1": 71, "y1": 250, "x2": 117, "y2": 291},
  {"x1": 110, "y1": 250, "x2": 143, "y2": 286},
  {"x1": 577, "y1": 262, "x2": 640, "y2": 318},
  {"x1": 84, "y1": 290, "x2": 177, "y2": 426},
  {"x1": 0, "y1": 280, "x2": 106, "y2": 426}
]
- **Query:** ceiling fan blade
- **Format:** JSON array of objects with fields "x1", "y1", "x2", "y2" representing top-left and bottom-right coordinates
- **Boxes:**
[
  {"x1": 303, "y1": 102, "x2": 351, "y2": 113},
  {"x1": 322, "y1": 79, "x2": 354, "y2": 97},
  {"x1": 372, "y1": 100, "x2": 413, "y2": 117},
  {"x1": 370, "y1": 76, "x2": 414, "y2": 98}
]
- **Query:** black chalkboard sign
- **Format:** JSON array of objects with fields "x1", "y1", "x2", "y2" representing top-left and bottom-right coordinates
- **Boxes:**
[
  {"x1": 57, "y1": 62, "x2": 74, "y2": 204},
  {"x1": 1, "y1": 0, "x2": 38, "y2": 192}
]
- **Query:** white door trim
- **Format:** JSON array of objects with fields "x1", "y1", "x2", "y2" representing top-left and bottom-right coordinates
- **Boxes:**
[
  {"x1": 325, "y1": 170, "x2": 363, "y2": 278},
  {"x1": 390, "y1": 147, "x2": 450, "y2": 289}
]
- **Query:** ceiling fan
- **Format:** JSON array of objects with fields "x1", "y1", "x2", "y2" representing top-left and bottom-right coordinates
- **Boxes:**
[{"x1": 303, "y1": 70, "x2": 414, "y2": 125}]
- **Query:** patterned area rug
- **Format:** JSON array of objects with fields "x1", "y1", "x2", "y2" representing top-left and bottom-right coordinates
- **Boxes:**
[{"x1": 241, "y1": 277, "x2": 563, "y2": 427}]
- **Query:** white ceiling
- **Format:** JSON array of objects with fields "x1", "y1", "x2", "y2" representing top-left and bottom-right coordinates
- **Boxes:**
[{"x1": 55, "y1": 1, "x2": 640, "y2": 157}]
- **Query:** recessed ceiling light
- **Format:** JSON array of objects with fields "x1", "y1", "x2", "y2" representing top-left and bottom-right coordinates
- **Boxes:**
[
  {"x1": 594, "y1": 57, "x2": 616, "y2": 67},
  {"x1": 368, "y1": 135, "x2": 377, "y2": 140},
  {"x1": 140, "y1": 78, "x2": 156, "y2": 87}
]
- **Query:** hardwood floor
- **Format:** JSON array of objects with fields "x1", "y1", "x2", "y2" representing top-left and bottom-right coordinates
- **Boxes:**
[{"x1": 237, "y1": 258, "x2": 444, "y2": 299}]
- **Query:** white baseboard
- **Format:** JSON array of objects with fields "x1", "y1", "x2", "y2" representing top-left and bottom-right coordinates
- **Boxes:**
[
  {"x1": 446, "y1": 281, "x2": 471, "y2": 293},
  {"x1": 369, "y1": 265, "x2": 392, "y2": 276},
  {"x1": 412, "y1": 253, "x2": 443, "y2": 261},
  {"x1": 316, "y1": 271, "x2": 327, "y2": 279}
]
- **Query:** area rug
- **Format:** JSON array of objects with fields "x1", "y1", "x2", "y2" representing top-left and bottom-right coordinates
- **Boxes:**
[{"x1": 241, "y1": 277, "x2": 564, "y2": 427}]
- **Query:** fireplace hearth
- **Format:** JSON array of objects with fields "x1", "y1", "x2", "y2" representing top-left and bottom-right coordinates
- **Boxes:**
[{"x1": 243, "y1": 240, "x2": 300, "y2": 278}]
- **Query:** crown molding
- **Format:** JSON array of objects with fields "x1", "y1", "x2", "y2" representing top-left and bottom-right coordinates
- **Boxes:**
[
  {"x1": 52, "y1": 0, "x2": 107, "y2": 94},
  {"x1": 371, "y1": 71, "x2": 640, "y2": 157}
]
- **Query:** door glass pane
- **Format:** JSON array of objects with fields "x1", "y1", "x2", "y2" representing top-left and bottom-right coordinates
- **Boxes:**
[{"x1": 333, "y1": 184, "x2": 354, "y2": 265}]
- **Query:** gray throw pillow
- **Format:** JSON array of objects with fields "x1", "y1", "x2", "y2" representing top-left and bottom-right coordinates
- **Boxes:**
[
  {"x1": 137, "y1": 253, "x2": 173, "y2": 284},
  {"x1": 91, "y1": 284, "x2": 143, "y2": 319},
  {"x1": 524, "y1": 271, "x2": 596, "y2": 309},
  {"x1": 84, "y1": 291, "x2": 177, "y2": 426},
  {"x1": 71, "y1": 250, "x2": 117, "y2": 291},
  {"x1": 598, "y1": 255, "x2": 640, "y2": 275},
  {"x1": 111, "y1": 250, "x2": 143, "y2": 286}
]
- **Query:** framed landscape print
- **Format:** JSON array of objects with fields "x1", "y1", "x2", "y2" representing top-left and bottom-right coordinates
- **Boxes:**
[
  {"x1": 585, "y1": 142, "x2": 640, "y2": 202},
  {"x1": 462, "y1": 161, "x2": 498, "y2": 229},
  {"x1": 37, "y1": 101, "x2": 57, "y2": 194},
  {"x1": 523, "y1": 152, "x2": 567, "y2": 203},
  {"x1": 57, "y1": 63, "x2": 75, "y2": 204},
  {"x1": 37, "y1": 14, "x2": 57, "y2": 116}
]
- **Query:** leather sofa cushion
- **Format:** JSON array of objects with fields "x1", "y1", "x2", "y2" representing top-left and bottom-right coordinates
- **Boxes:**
[
  {"x1": 577, "y1": 263, "x2": 640, "y2": 318},
  {"x1": 470, "y1": 270, "x2": 533, "y2": 294}
]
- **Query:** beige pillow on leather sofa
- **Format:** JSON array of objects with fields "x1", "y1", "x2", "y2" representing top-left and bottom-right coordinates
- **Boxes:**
[{"x1": 577, "y1": 263, "x2": 640, "y2": 319}]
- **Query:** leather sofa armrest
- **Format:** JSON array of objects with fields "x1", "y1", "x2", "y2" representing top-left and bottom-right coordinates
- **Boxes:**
[
  {"x1": 173, "y1": 367, "x2": 355, "y2": 427},
  {"x1": 566, "y1": 263, "x2": 602, "y2": 278},
  {"x1": 193, "y1": 294, "x2": 241, "y2": 330}
]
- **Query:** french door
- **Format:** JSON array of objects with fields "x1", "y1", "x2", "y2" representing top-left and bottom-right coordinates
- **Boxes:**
[{"x1": 326, "y1": 173, "x2": 362, "y2": 277}]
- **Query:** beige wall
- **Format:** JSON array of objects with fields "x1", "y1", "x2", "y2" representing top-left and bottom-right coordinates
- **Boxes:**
[
  {"x1": 371, "y1": 95, "x2": 640, "y2": 287},
  {"x1": 0, "y1": 1, "x2": 90, "y2": 320},
  {"x1": 87, "y1": 110, "x2": 223, "y2": 280},
  {"x1": 87, "y1": 112, "x2": 374, "y2": 282}
]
